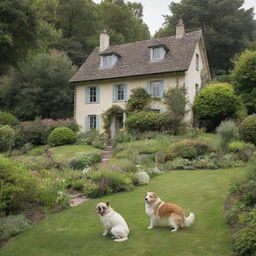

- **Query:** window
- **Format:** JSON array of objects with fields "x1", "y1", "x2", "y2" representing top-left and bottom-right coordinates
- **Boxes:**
[
  {"x1": 89, "y1": 87, "x2": 97, "y2": 103},
  {"x1": 100, "y1": 54, "x2": 118, "y2": 68},
  {"x1": 113, "y1": 84, "x2": 127, "y2": 102},
  {"x1": 196, "y1": 53, "x2": 199, "y2": 71},
  {"x1": 150, "y1": 47, "x2": 165, "y2": 61},
  {"x1": 85, "y1": 86, "x2": 99, "y2": 104},
  {"x1": 147, "y1": 80, "x2": 164, "y2": 98},
  {"x1": 195, "y1": 83, "x2": 200, "y2": 95},
  {"x1": 117, "y1": 85, "x2": 124, "y2": 101},
  {"x1": 88, "y1": 115, "x2": 97, "y2": 129}
]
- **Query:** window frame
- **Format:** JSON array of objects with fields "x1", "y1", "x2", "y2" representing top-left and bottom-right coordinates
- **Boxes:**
[
  {"x1": 112, "y1": 83, "x2": 127, "y2": 102},
  {"x1": 150, "y1": 47, "x2": 166, "y2": 62},
  {"x1": 89, "y1": 87, "x2": 97, "y2": 103},
  {"x1": 100, "y1": 54, "x2": 118, "y2": 68},
  {"x1": 196, "y1": 53, "x2": 199, "y2": 71},
  {"x1": 147, "y1": 80, "x2": 164, "y2": 98},
  {"x1": 88, "y1": 115, "x2": 97, "y2": 130}
]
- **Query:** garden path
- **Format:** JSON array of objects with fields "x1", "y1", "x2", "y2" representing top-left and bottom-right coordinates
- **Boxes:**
[{"x1": 102, "y1": 145, "x2": 113, "y2": 163}]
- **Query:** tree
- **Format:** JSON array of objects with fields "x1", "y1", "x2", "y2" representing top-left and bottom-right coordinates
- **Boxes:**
[
  {"x1": 155, "y1": 0, "x2": 255, "y2": 74},
  {"x1": 98, "y1": 0, "x2": 150, "y2": 46},
  {"x1": 1, "y1": 51, "x2": 76, "y2": 121},
  {"x1": 54, "y1": 0, "x2": 150, "y2": 67},
  {"x1": 164, "y1": 87, "x2": 189, "y2": 121},
  {"x1": 0, "y1": 0, "x2": 60, "y2": 74},
  {"x1": 232, "y1": 50, "x2": 256, "y2": 114},
  {"x1": 192, "y1": 83, "x2": 241, "y2": 130},
  {"x1": 54, "y1": 0, "x2": 100, "y2": 66}
]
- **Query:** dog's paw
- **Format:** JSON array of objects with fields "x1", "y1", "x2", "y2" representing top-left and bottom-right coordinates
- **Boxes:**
[
  {"x1": 102, "y1": 232, "x2": 108, "y2": 236},
  {"x1": 148, "y1": 226, "x2": 153, "y2": 230},
  {"x1": 171, "y1": 229, "x2": 177, "y2": 232}
]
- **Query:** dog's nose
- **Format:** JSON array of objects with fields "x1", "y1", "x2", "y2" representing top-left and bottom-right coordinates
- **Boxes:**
[{"x1": 145, "y1": 198, "x2": 148, "y2": 201}]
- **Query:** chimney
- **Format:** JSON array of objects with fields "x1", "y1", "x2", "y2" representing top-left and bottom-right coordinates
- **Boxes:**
[
  {"x1": 176, "y1": 18, "x2": 185, "y2": 38},
  {"x1": 99, "y1": 28, "x2": 109, "y2": 52}
]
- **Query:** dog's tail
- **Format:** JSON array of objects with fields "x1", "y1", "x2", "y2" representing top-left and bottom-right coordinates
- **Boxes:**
[
  {"x1": 114, "y1": 237, "x2": 128, "y2": 242},
  {"x1": 184, "y1": 213, "x2": 195, "y2": 227}
]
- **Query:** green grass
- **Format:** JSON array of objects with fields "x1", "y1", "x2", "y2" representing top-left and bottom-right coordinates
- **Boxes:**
[
  {"x1": 0, "y1": 167, "x2": 246, "y2": 256},
  {"x1": 50, "y1": 145, "x2": 101, "y2": 162},
  {"x1": 13, "y1": 145, "x2": 101, "y2": 165}
]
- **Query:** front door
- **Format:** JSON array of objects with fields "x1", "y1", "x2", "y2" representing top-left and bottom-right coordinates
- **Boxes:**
[{"x1": 115, "y1": 114, "x2": 124, "y2": 133}]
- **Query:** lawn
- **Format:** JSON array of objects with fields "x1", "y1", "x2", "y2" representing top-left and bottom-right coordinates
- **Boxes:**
[
  {"x1": 12, "y1": 144, "x2": 101, "y2": 165},
  {"x1": 0, "y1": 167, "x2": 246, "y2": 256}
]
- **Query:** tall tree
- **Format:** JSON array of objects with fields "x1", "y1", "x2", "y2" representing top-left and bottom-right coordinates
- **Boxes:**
[
  {"x1": 155, "y1": 0, "x2": 255, "y2": 74},
  {"x1": 1, "y1": 51, "x2": 76, "y2": 121},
  {"x1": 54, "y1": 0, "x2": 150, "y2": 66},
  {"x1": 0, "y1": 0, "x2": 60, "y2": 74},
  {"x1": 99, "y1": 0, "x2": 150, "y2": 45},
  {"x1": 54, "y1": 0, "x2": 99, "y2": 66}
]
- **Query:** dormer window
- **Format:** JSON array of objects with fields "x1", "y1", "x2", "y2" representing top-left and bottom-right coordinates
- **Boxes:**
[
  {"x1": 99, "y1": 52, "x2": 119, "y2": 68},
  {"x1": 149, "y1": 46, "x2": 167, "y2": 62}
]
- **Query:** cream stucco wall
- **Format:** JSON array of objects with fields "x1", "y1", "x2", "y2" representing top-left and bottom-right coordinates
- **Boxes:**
[{"x1": 75, "y1": 73, "x2": 185, "y2": 132}]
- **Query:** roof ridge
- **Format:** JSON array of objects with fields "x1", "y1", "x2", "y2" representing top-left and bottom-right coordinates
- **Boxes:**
[{"x1": 104, "y1": 29, "x2": 202, "y2": 49}]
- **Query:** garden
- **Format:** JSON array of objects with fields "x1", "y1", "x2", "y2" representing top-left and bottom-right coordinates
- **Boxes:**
[{"x1": 1, "y1": 70, "x2": 256, "y2": 255}]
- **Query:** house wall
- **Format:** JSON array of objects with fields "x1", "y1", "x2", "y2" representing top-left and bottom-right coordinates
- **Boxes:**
[
  {"x1": 75, "y1": 73, "x2": 185, "y2": 132},
  {"x1": 184, "y1": 40, "x2": 209, "y2": 122}
]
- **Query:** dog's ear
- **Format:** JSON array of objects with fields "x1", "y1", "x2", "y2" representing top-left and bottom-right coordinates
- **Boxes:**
[
  {"x1": 153, "y1": 193, "x2": 157, "y2": 199},
  {"x1": 106, "y1": 202, "x2": 110, "y2": 207}
]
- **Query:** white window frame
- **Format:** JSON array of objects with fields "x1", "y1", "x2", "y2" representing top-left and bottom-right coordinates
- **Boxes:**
[
  {"x1": 150, "y1": 47, "x2": 165, "y2": 61},
  {"x1": 100, "y1": 54, "x2": 118, "y2": 68}
]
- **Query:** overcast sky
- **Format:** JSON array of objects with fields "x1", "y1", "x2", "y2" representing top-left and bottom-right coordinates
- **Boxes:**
[{"x1": 93, "y1": 0, "x2": 256, "y2": 35}]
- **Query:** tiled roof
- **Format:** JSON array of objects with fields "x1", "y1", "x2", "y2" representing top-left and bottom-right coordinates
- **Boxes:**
[{"x1": 70, "y1": 30, "x2": 202, "y2": 83}]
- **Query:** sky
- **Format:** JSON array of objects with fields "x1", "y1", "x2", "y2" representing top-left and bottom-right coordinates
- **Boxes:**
[{"x1": 93, "y1": 0, "x2": 256, "y2": 35}]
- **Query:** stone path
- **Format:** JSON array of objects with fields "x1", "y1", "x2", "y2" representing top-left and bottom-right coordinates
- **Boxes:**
[
  {"x1": 102, "y1": 145, "x2": 113, "y2": 163},
  {"x1": 69, "y1": 193, "x2": 90, "y2": 207}
]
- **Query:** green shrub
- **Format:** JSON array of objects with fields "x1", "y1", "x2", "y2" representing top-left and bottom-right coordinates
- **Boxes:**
[
  {"x1": 228, "y1": 141, "x2": 255, "y2": 161},
  {"x1": 72, "y1": 180, "x2": 84, "y2": 191},
  {"x1": 217, "y1": 120, "x2": 238, "y2": 149},
  {"x1": 0, "y1": 156, "x2": 39, "y2": 214},
  {"x1": 0, "y1": 125, "x2": 15, "y2": 152},
  {"x1": 125, "y1": 112, "x2": 179, "y2": 133},
  {"x1": 164, "y1": 157, "x2": 192, "y2": 170},
  {"x1": 0, "y1": 215, "x2": 30, "y2": 241},
  {"x1": 48, "y1": 127, "x2": 76, "y2": 146},
  {"x1": 68, "y1": 153, "x2": 102, "y2": 170},
  {"x1": 232, "y1": 50, "x2": 256, "y2": 114},
  {"x1": 113, "y1": 130, "x2": 132, "y2": 145},
  {"x1": 0, "y1": 111, "x2": 19, "y2": 126},
  {"x1": 240, "y1": 114, "x2": 256, "y2": 145},
  {"x1": 192, "y1": 83, "x2": 241, "y2": 130},
  {"x1": 233, "y1": 224, "x2": 256, "y2": 256},
  {"x1": 126, "y1": 87, "x2": 151, "y2": 115},
  {"x1": 171, "y1": 139, "x2": 210, "y2": 160},
  {"x1": 86, "y1": 169, "x2": 133, "y2": 197},
  {"x1": 16, "y1": 118, "x2": 78, "y2": 146}
]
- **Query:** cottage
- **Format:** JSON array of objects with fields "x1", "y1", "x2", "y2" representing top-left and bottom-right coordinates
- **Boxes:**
[{"x1": 70, "y1": 19, "x2": 210, "y2": 138}]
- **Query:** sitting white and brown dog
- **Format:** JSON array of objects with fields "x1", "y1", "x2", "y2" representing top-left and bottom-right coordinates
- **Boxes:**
[
  {"x1": 96, "y1": 202, "x2": 129, "y2": 242},
  {"x1": 145, "y1": 192, "x2": 195, "y2": 232}
]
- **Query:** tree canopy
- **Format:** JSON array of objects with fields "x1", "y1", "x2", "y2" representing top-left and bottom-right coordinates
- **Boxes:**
[
  {"x1": 155, "y1": 0, "x2": 255, "y2": 74},
  {"x1": 232, "y1": 50, "x2": 256, "y2": 114},
  {"x1": 0, "y1": 0, "x2": 60, "y2": 74},
  {"x1": 1, "y1": 51, "x2": 76, "y2": 121}
]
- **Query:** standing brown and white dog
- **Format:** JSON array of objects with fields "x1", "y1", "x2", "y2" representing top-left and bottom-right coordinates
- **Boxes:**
[{"x1": 145, "y1": 192, "x2": 195, "y2": 232}]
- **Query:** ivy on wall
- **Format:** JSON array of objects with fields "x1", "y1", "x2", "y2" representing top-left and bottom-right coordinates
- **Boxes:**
[{"x1": 102, "y1": 105, "x2": 124, "y2": 133}]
